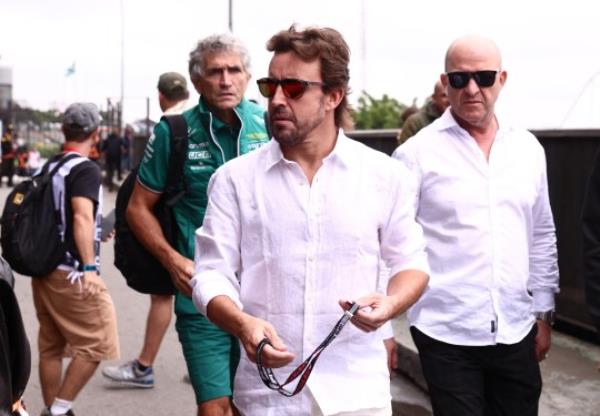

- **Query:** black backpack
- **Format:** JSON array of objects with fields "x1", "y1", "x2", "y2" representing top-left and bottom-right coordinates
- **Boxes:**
[
  {"x1": 114, "y1": 115, "x2": 189, "y2": 295},
  {"x1": 0, "y1": 153, "x2": 80, "y2": 277}
]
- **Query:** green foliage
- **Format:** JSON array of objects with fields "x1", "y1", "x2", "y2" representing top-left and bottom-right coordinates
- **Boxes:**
[
  {"x1": 13, "y1": 105, "x2": 61, "y2": 126},
  {"x1": 353, "y1": 92, "x2": 408, "y2": 130}
]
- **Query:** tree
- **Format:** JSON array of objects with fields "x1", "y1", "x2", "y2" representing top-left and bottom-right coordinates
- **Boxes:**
[
  {"x1": 352, "y1": 92, "x2": 409, "y2": 130},
  {"x1": 12, "y1": 104, "x2": 61, "y2": 126}
]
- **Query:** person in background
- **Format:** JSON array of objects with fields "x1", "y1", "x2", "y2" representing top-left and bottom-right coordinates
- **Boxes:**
[
  {"x1": 1, "y1": 125, "x2": 16, "y2": 187},
  {"x1": 26, "y1": 147, "x2": 41, "y2": 176},
  {"x1": 102, "y1": 127, "x2": 123, "y2": 191},
  {"x1": 393, "y1": 35, "x2": 559, "y2": 416},
  {"x1": 396, "y1": 80, "x2": 449, "y2": 146},
  {"x1": 158, "y1": 71, "x2": 190, "y2": 115},
  {"x1": 102, "y1": 71, "x2": 190, "y2": 389},
  {"x1": 33, "y1": 103, "x2": 119, "y2": 416},
  {"x1": 121, "y1": 126, "x2": 133, "y2": 173}
]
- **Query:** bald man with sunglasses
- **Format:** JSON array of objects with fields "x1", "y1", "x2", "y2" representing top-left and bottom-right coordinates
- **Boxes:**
[{"x1": 392, "y1": 35, "x2": 559, "y2": 416}]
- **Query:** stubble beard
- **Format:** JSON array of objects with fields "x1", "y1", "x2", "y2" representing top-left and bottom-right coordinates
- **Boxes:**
[{"x1": 271, "y1": 102, "x2": 326, "y2": 148}]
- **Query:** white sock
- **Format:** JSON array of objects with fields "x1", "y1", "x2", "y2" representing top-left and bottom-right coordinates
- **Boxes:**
[{"x1": 50, "y1": 398, "x2": 72, "y2": 415}]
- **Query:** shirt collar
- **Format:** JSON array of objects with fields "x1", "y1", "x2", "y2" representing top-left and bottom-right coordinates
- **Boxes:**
[
  {"x1": 196, "y1": 96, "x2": 247, "y2": 121},
  {"x1": 435, "y1": 107, "x2": 512, "y2": 138},
  {"x1": 263, "y1": 129, "x2": 352, "y2": 172},
  {"x1": 163, "y1": 99, "x2": 188, "y2": 115}
]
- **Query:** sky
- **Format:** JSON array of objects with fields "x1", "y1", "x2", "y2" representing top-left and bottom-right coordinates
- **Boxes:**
[{"x1": 1, "y1": 0, "x2": 599, "y2": 130}]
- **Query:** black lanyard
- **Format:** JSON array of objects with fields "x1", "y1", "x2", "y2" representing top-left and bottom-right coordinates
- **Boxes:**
[{"x1": 255, "y1": 302, "x2": 360, "y2": 397}]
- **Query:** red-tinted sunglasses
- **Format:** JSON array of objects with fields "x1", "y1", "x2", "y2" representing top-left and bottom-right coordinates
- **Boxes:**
[{"x1": 257, "y1": 77, "x2": 327, "y2": 100}]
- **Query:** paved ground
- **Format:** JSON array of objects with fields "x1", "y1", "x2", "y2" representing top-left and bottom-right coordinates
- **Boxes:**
[{"x1": 5, "y1": 178, "x2": 600, "y2": 415}]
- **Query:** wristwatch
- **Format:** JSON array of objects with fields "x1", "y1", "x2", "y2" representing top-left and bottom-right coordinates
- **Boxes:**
[{"x1": 534, "y1": 310, "x2": 555, "y2": 326}]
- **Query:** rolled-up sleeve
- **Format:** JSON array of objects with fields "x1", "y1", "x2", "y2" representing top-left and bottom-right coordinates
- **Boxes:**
[
  {"x1": 380, "y1": 160, "x2": 429, "y2": 277},
  {"x1": 191, "y1": 167, "x2": 244, "y2": 317}
]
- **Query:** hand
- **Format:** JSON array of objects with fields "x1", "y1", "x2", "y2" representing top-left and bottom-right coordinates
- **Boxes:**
[
  {"x1": 237, "y1": 314, "x2": 295, "y2": 368},
  {"x1": 383, "y1": 337, "x2": 398, "y2": 373},
  {"x1": 82, "y1": 271, "x2": 104, "y2": 297},
  {"x1": 166, "y1": 253, "x2": 195, "y2": 297},
  {"x1": 101, "y1": 229, "x2": 115, "y2": 242},
  {"x1": 339, "y1": 293, "x2": 398, "y2": 333},
  {"x1": 535, "y1": 320, "x2": 552, "y2": 362}
]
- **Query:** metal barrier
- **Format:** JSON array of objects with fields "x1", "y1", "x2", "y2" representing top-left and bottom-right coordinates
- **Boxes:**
[{"x1": 347, "y1": 128, "x2": 600, "y2": 339}]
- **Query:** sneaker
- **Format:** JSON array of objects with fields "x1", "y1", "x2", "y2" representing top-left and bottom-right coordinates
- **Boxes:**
[
  {"x1": 39, "y1": 408, "x2": 75, "y2": 416},
  {"x1": 101, "y1": 360, "x2": 154, "y2": 388}
]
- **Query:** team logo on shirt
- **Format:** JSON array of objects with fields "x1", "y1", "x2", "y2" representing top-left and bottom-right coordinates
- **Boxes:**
[{"x1": 189, "y1": 150, "x2": 211, "y2": 160}]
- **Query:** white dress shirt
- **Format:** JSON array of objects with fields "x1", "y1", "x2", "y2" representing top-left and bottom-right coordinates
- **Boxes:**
[
  {"x1": 192, "y1": 132, "x2": 429, "y2": 415},
  {"x1": 392, "y1": 109, "x2": 559, "y2": 346}
]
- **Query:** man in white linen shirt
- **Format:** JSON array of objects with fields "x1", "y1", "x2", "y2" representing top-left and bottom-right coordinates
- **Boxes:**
[
  {"x1": 392, "y1": 35, "x2": 559, "y2": 416},
  {"x1": 191, "y1": 25, "x2": 430, "y2": 416}
]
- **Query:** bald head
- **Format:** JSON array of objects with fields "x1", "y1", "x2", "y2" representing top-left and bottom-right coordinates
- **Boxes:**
[
  {"x1": 445, "y1": 35, "x2": 502, "y2": 72},
  {"x1": 441, "y1": 35, "x2": 507, "y2": 132}
]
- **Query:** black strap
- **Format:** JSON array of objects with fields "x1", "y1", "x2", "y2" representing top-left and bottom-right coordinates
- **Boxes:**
[
  {"x1": 161, "y1": 114, "x2": 189, "y2": 206},
  {"x1": 40, "y1": 153, "x2": 81, "y2": 182},
  {"x1": 255, "y1": 302, "x2": 360, "y2": 397}
]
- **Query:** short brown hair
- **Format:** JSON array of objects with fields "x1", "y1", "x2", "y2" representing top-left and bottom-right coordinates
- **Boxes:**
[
  {"x1": 61, "y1": 125, "x2": 97, "y2": 142},
  {"x1": 266, "y1": 25, "x2": 353, "y2": 130}
]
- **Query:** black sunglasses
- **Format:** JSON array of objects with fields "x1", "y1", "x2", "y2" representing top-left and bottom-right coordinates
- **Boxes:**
[
  {"x1": 446, "y1": 70, "x2": 498, "y2": 89},
  {"x1": 255, "y1": 302, "x2": 360, "y2": 397},
  {"x1": 256, "y1": 77, "x2": 327, "y2": 100}
]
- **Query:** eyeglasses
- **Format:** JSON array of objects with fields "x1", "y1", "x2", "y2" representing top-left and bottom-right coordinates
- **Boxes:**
[
  {"x1": 256, "y1": 77, "x2": 327, "y2": 100},
  {"x1": 255, "y1": 302, "x2": 360, "y2": 397},
  {"x1": 446, "y1": 70, "x2": 498, "y2": 89}
]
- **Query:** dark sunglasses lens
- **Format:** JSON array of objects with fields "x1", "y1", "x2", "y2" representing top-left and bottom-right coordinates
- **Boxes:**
[
  {"x1": 281, "y1": 80, "x2": 306, "y2": 99},
  {"x1": 257, "y1": 80, "x2": 276, "y2": 98},
  {"x1": 474, "y1": 71, "x2": 497, "y2": 87},
  {"x1": 448, "y1": 72, "x2": 469, "y2": 89}
]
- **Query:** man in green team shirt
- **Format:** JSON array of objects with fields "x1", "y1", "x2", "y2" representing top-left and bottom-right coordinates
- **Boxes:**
[{"x1": 114, "y1": 33, "x2": 269, "y2": 415}]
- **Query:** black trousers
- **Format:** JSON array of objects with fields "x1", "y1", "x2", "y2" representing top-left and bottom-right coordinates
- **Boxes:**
[
  {"x1": 105, "y1": 156, "x2": 122, "y2": 189},
  {"x1": 0, "y1": 159, "x2": 14, "y2": 185},
  {"x1": 411, "y1": 325, "x2": 542, "y2": 416}
]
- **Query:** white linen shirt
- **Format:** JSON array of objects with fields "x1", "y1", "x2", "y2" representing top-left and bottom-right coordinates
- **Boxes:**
[
  {"x1": 392, "y1": 109, "x2": 559, "y2": 346},
  {"x1": 192, "y1": 132, "x2": 429, "y2": 415}
]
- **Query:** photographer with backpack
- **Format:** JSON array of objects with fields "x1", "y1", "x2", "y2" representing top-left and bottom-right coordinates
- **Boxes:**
[{"x1": 30, "y1": 103, "x2": 119, "y2": 416}]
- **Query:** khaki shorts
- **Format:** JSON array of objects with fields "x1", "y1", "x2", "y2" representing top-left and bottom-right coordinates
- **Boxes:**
[{"x1": 32, "y1": 269, "x2": 119, "y2": 362}]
